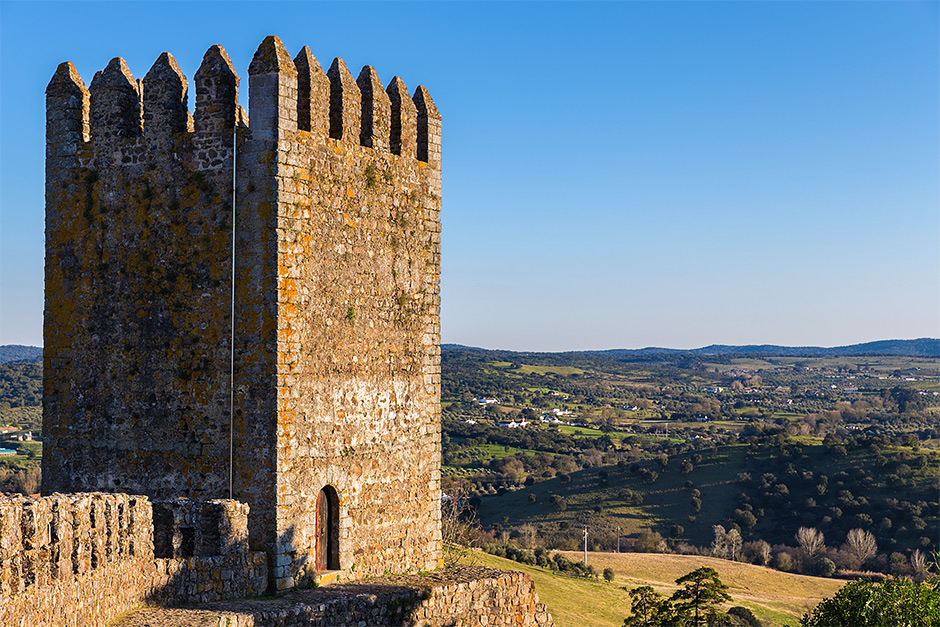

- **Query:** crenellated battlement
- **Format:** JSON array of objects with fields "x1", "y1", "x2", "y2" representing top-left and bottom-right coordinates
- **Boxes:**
[
  {"x1": 0, "y1": 493, "x2": 266, "y2": 626},
  {"x1": 46, "y1": 35, "x2": 441, "y2": 168},
  {"x1": 0, "y1": 492, "x2": 153, "y2": 599}
]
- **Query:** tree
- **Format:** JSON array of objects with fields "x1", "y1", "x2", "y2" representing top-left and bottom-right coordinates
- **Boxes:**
[
  {"x1": 745, "y1": 540, "x2": 771, "y2": 567},
  {"x1": 796, "y1": 527, "x2": 825, "y2": 558},
  {"x1": 887, "y1": 386, "x2": 921, "y2": 413},
  {"x1": 549, "y1": 494, "x2": 567, "y2": 511},
  {"x1": 635, "y1": 530, "x2": 666, "y2": 553},
  {"x1": 814, "y1": 557, "x2": 836, "y2": 578},
  {"x1": 727, "y1": 528, "x2": 743, "y2": 562},
  {"x1": 670, "y1": 567, "x2": 732, "y2": 627},
  {"x1": 624, "y1": 586, "x2": 674, "y2": 627},
  {"x1": 440, "y1": 486, "x2": 481, "y2": 566},
  {"x1": 844, "y1": 528, "x2": 877, "y2": 565},
  {"x1": 736, "y1": 510, "x2": 757, "y2": 531},
  {"x1": 800, "y1": 576, "x2": 940, "y2": 627},
  {"x1": 604, "y1": 567, "x2": 615, "y2": 583},
  {"x1": 712, "y1": 525, "x2": 740, "y2": 560}
]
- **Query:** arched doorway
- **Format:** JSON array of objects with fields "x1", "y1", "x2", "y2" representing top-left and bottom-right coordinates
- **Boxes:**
[{"x1": 316, "y1": 485, "x2": 339, "y2": 571}]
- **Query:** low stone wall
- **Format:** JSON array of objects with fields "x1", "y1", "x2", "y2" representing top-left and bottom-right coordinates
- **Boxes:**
[
  {"x1": 150, "y1": 551, "x2": 269, "y2": 606},
  {"x1": 114, "y1": 566, "x2": 554, "y2": 627},
  {"x1": 0, "y1": 493, "x2": 267, "y2": 627}
]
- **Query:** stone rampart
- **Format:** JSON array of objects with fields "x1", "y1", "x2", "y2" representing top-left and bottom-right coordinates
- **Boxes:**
[{"x1": 0, "y1": 493, "x2": 267, "y2": 627}]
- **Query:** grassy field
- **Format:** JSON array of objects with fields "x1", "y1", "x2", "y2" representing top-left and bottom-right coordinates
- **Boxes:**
[
  {"x1": 556, "y1": 425, "x2": 630, "y2": 442},
  {"x1": 474, "y1": 550, "x2": 844, "y2": 627}
]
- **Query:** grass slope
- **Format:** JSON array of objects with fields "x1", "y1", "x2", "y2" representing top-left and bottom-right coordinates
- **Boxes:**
[
  {"x1": 473, "y1": 551, "x2": 632, "y2": 627},
  {"x1": 478, "y1": 445, "x2": 750, "y2": 547},
  {"x1": 477, "y1": 441, "x2": 938, "y2": 552},
  {"x1": 557, "y1": 551, "x2": 843, "y2": 627},
  {"x1": 474, "y1": 550, "x2": 844, "y2": 627}
]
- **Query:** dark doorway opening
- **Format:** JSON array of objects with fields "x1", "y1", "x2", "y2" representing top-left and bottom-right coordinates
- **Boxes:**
[{"x1": 316, "y1": 485, "x2": 339, "y2": 571}]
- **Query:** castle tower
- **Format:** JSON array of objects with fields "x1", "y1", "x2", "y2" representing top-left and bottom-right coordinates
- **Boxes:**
[{"x1": 43, "y1": 36, "x2": 442, "y2": 588}]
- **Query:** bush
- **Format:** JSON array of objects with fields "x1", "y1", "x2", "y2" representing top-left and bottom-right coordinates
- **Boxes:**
[
  {"x1": 775, "y1": 551, "x2": 794, "y2": 572},
  {"x1": 618, "y1": 489, "x2": 643, "y2": 505},
  {"x1": 814, "y1": 557, "x2": 836, "y2": 577},
  {"x1": 727, "y1": 606, "x2": 762, "y2": 627},
  {"x1": 800, "y1": 576, "x2": 940, "y2": 626}
]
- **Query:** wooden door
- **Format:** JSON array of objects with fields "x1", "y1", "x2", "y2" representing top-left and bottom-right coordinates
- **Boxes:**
[{"x1": 316, "y1": 488, "x2": 329, "y2": 572}]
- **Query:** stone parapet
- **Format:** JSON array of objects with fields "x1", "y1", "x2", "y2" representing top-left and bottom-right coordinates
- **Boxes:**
[{"x1": 0, "y1": 493, "x2": 267, "y2": 627}]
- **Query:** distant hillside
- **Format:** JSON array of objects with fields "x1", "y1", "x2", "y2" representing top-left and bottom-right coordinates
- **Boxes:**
[
  {"x1": 444, "y1": 338, "x2": 940, "y2": 358},
  {"x1": 0, "y1": 345, "x2": 41, "y2": 364}
]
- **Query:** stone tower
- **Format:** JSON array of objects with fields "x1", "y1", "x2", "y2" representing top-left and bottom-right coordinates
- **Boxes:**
[{"x1": 42, "y1": 36, "x2": 442, "y2": 589}]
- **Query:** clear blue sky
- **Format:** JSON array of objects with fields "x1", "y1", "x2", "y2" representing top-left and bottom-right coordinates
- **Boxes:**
[{"x1": 1, "y1": 1, "x2": 938, "y2": 351}]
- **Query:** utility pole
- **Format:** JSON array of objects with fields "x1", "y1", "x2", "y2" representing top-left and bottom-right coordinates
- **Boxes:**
[
  {"x1": 583, "y1": 527, "x2": 588, "y2": 566},
  {"x1": 616, "y1": 527, "x2": 621, "y2": 553}
]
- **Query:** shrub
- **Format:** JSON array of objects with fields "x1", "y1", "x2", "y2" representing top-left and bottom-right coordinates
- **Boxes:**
[
  {"x1": 814, "y1": 557, "x2": 836, "y2": 577},
  {"x1": 800, "y1": 576, "x2": 940, "y2": 626},
  {"x1": 727, "y1": 606, "x2": 762, "y2": 627}
]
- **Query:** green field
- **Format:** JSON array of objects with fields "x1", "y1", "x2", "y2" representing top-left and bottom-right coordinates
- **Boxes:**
[
  {"x1": 0, "y1": 440, "x2": 42, "y2": 467},
  {"x1": 444, "y1": 442, "x2": 546, "y2": 472},
  {"x1": 474, "y1": 550, "x2": 844, "y2": 627}
]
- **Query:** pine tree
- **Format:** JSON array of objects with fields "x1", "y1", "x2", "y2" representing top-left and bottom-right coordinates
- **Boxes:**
[
  {"x1": 670, "y1": 567, "x2": 732, "y2": 627},
  {"x1": 624, "y1": 586, "x2": 675, "y2": 627}
]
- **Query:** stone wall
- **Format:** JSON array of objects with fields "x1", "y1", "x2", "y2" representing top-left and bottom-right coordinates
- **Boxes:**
[
  {"x1": 0, "y1": 493, "x2": 267, "y2": 627},
  {"x1": 114, "y1": 567, "x2": 554, "y2": 627},
  {"x1": 43, "y1": 35, "x2": 442, "y2": 588}
]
